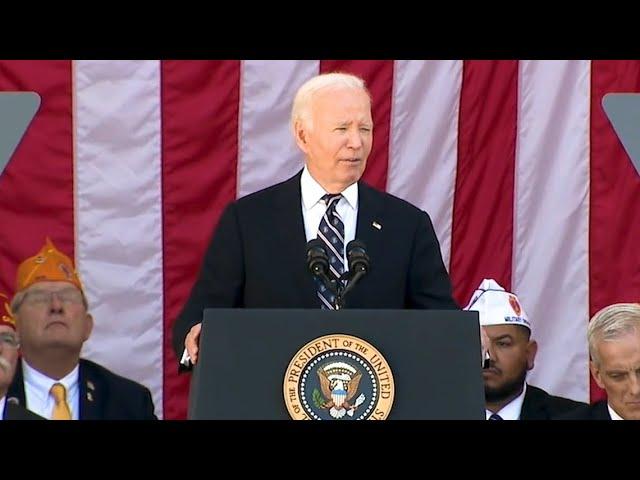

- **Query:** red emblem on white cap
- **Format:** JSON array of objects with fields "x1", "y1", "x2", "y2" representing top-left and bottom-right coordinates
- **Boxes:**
[{"x1": 508, "y1": 295, "x2": 522, "y2": 316}]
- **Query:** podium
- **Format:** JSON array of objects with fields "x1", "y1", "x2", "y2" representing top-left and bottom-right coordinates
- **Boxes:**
[{"x1": 188, "y1": 309, "x2": 485, "y2": 420}]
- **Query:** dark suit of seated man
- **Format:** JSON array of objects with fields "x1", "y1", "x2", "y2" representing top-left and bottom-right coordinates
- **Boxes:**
[
  {"x1": 465, "y1": 279, "x2": 586, "y2": 420},
  {"x1": 173, "y1": 71, "x2": 459, "y2": 367},
  {"x1": 556, "y1": 302, "x2": 640, "y2": 420},
  {"x1": 8, "y1": 239, "x2": 157, "y2": 420}
]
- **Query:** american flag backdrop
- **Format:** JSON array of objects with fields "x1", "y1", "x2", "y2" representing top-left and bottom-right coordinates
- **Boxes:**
[{"x1": 0, "y1": 60, "x2": 638, "y2": 420}]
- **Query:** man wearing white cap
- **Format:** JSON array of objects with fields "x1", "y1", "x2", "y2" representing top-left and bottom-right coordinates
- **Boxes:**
[{"x1": 465, "y1": 279, "x2": 585, "y2": 420}]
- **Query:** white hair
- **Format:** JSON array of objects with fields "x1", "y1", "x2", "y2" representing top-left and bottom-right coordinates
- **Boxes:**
[
  {"x1": 290, "y1": 72, "x2": 370, "y2": 136},
  {"x1": 588, "y1": 302, "x2": 640, "y2": 366}
]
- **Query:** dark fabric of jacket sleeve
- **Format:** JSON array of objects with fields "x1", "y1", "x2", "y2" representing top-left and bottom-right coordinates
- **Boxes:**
[
  {"x1": 80, "y1": 359, "x2": 159, "y2": 420},
  {"x1": 407, "y1": 210, "x2": 459, "y2": 309},
  {"x1": 520, "y1": 384, "x2": 588, "y2": 419},
  {"x1": 134, "y1": 385, "x2": 158, "y2": 420},
  {"x1": 4, "y1": 402, "x2": 45, "y2": 420},
  {"x1": 172, "y1": 202, "x2": 245, "y2": 358},
  {"x1": 553, "y1": 400, "x2": 611, "y2": 420}
]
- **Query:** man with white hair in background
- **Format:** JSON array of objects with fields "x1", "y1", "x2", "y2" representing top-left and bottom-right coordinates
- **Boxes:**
[
  {"x1": 465, "y1": 279, "x2": 586, "y2": 420},
  {"x1": 558, "y1": 302, "x2": 640, "y2": 420}
]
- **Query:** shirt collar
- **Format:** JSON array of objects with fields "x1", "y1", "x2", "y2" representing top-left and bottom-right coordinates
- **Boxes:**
[
  {"x1": 486, "y1": 383, "x2": 527, "y2": 420},
  {"x1": 300, "y1": 166, "x2": 358, "y2": 211},
  {"x1": 608, "y1": 403, "x2": 624, "y2": 420},
  {"x1": 22, "y1": 358, "x2": 79, "y2": 402}
]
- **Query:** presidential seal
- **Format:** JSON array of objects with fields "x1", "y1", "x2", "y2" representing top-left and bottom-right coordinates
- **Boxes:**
[{"x1": 284, "y1": 334, "x2": 394, "y2": 420}]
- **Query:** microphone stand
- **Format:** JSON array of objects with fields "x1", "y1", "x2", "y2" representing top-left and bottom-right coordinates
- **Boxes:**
[
  {"x1": 334, "y1": 269, "x2": 366, "y2": 310},
  {"x1": 334, "y1": 241, "x2": 370, "y2": 310},
  {"x1": 307, "y1": 239, "x2": 369, "y2": 310},
  {"x1": 334, "y1": 283, "x2": 345, "y2": 310}
]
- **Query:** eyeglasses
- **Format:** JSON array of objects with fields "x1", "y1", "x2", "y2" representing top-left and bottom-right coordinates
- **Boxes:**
[
  {"x1": 23, "y1": 289, "x2": 84, "y2": 307},
  {"x1": 0, "y1": 332, "x2": 19, "y2": 348}
]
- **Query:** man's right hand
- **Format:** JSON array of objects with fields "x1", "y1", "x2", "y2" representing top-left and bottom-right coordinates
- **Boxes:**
[{"x1": 185, "y1": 322, "x2": 202, "y2": 364}]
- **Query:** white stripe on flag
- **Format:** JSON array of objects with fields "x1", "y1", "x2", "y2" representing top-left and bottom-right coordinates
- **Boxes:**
[
  {"x1": 237, "y1": 60, "x2": 320, "y2": 199},
  {"x1": 513, "y1": 60, "x2": 591, "y2": 402},
  {"x1": 74, "y1": 60, "x2": 164, "y2": 417},
  {"x1": 386, "y1": 60, "x2": 462, "y2": 270}
]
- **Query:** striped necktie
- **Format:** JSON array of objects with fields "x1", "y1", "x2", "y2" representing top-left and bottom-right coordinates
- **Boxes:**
[{"x1": 316, "y1": 193, "x2": 345, "y2": 309}]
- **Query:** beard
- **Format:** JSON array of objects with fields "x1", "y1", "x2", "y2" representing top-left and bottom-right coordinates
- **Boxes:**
[{"x1": 484, "y1": 368, "x2": 528, "y2": 403}]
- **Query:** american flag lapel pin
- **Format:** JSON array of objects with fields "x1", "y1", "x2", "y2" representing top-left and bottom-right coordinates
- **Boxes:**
[{"x1": 372, "y1": 221, "x2": 382, "y2": 230}]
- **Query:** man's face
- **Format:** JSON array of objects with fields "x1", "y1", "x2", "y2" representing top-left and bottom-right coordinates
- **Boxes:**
[
  {"x1": 14, "y1": 281, "x2": 93, "y2": 355},
  {"x1": 591, "y1": 329, "x2": 640, "y2": 420},
  {"x1": 0, "y1": 325, "x2": 19, "y2": 395},
  {"x1": 296, "y1": 86, "x2": 373, "y2": 193},
  {"x1": 483, "y1": 324, "x2": 537, "y2": 403}
]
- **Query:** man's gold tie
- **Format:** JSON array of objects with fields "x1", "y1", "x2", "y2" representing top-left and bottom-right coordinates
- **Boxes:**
[{"x1": 50, "y1": 383, "x2": 72, "y2": 420}]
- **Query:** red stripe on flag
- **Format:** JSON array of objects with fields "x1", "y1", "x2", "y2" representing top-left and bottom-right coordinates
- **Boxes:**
[
  {"x1": 319, "y1": 60, "x2": 394, "y2": 191},
  {"x1": 0, "y1": 60, "x2": 74, "y2": 297},
  {"x1": 589, "y1": 60, "x2": 640, "y2": 403},
  {"x1": 161, "y1": 60, "x2": 240, "y2": 419},
  {"x1": 450, "y1": 60, "x2": 518, "y2": 306}
]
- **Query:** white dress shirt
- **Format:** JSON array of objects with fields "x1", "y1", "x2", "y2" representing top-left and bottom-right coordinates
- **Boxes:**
[
  {"x1": 300, "y1": 166, "x2": 358, "y2": 268},
  {"x1": 608, "y1": 403, "x2": 624, "y2": 420},
  {"x1": 485, "y1": 383, "x2": 527, "y2": 420},
  {"x1": 0, "y1": 396, "x2": 5, "y2": 420},
  {"x1": 22, "y1": 359, "x2": 80, "y2": 420}
]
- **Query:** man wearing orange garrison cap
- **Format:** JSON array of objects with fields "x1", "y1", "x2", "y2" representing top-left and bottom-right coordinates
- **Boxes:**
[
  {"x1": 7, "y1": 238, "x2": 157, "y2": 420},
  {"x1": 0, "y1": 294, "x2": 42, "y2": 420}
]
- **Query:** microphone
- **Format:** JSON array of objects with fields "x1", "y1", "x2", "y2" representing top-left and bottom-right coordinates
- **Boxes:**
[
  {"x1": 482, "y1": 351, "x2": 491, "y2": 369},
  {"x1": 340, "y1": 240, "x2": 370, "y2": 301},
  {"x1": 306, "y1": 239, "x2": 338, "y2": 295},
  {"x1": 346, "y1": 240, "x2": 370, "y2": 275}
]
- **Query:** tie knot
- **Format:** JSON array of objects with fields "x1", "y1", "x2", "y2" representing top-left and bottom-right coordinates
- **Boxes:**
[
  {"x1": 322, "y1": 193, "x2": 342, "y2": 207},
  {"x1": 50, "y1": 383, "x2": 67, "y2": 403},
  {"x1": 488, "y1": 413, "x2": 504, "y2": 420}
]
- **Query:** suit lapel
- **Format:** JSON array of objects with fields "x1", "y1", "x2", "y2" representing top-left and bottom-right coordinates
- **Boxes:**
[
  {"x1": 355, "y1": 182, "x2": 385, "y2": 253},
  {"x1": 7, "y1": 360, "x2": 27, "y2": 407},
  {"x1": 4, "y1": 402, "x2": 22, "y2": 420},
  {"x1": 520, "y1": 384, "x2": 545, "y2": 420},
  {"x1": 4, "y1": 402, "x2": 16, "y2": 420},
  {"x1": 273, "y1": 171, "x2": 318, "y2": 308},
  {"x1": 347, "y1": 182, "x2": 385, "y2": 307},
  {"x1": 596, "y1": 401, "x2": 612, "y2": 420},
  {"x1": 4, "y1": 402, "x2": 43, "y2": 420},
  {"x1": 79, "y1": 360, "x2": 103, "y2": 420}
]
